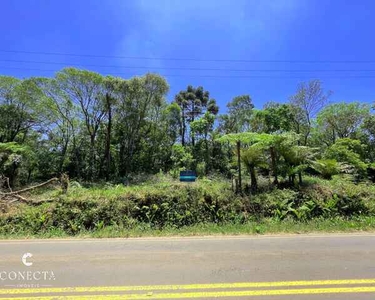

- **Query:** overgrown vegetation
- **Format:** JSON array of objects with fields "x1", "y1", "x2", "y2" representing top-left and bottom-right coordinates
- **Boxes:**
[
  {"x1": 1, "y1": 70, "x2": 375, "y2": 237},
  {"x1": 1, "y1": 174, "x2": 375, "y2": 237}
]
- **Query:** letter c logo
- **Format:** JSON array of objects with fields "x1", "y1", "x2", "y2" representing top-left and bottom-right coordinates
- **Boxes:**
[{"x1": 22, "y1": 253, "x2": 33, "y2": 267}]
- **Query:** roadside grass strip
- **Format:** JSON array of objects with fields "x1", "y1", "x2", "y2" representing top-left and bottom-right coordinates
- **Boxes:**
[{"x1": 2, "y1": 279, "x2": 375, "y2": 298}]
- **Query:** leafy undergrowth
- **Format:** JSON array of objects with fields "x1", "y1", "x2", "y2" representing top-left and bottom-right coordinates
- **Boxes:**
[
  {"x1": 1, "y1": 217, "x2": 375, "y2": 239},
  {"x1": 1, "y1": 174, "x2": 375, "y2": 238}
]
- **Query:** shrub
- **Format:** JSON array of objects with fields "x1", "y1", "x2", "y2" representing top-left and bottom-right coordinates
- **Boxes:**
[
  {"x1": 325, "y1": 139, "x2": 368, "y2": 178},
  {"x1": 1, "y1": 176, "x2": 374, "y2": 235},
  {"x1": 312, "y1": 159, "x2": 340, "y2": 179}
]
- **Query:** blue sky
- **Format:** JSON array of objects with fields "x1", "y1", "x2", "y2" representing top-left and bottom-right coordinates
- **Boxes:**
[{"x1": 1, "y1": 0, "x2": 374, "y2": 112}]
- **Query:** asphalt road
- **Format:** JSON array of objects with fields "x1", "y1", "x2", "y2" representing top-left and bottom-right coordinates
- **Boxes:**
[{"x1": 1, "y1": 234, "x2": 375, "y2": 299}]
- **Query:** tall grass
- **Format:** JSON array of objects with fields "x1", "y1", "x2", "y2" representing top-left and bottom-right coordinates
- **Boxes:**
[{"x1": 1, "y1": 174, "x2": 375, "y2": 238}]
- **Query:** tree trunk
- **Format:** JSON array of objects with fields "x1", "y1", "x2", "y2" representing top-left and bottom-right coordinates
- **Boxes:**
[
  {"x1": 291, "y1": 174, "x2": 296, "y2": 185},
  {"x1": 296, "y1": 138, "x2": 303, "y2": 185},
  {"x1": 191, "y1": 102, "x2": 195, "y2": 146},
  {"x1": 89, "y1": 135, "x2": 96, "y2": 180},
  {"x1": 250, "y1": 167, "x2": 257, "y2": 192},
  {"x1": 59, "y1": 138, "x2": 69, "y2": 174},
  {"x1": 105, "y1": 94, "x2": 112, "y2": 181},
  {"x1": 27, "y1": 169, "x2": 32, "y2": 183},
  {"x1": 236, "y1": 140, "x2": 242, "y2": 194},
  {"x1": 181, "y1": 110, "x2": 186, "y2": 146},
  {"x1": 119, "y1": 141, "x2": 126, "y2": 177},
  {"x1": 9, "y1": 163, "x2": 17, "y2": 188},
  {"x1": 250, "y1": 168, "x2": 258, "y2": 192},
  {"x1": 204, "y1": 133, "x2": 209, "y2": 174},
  {"x1": 298, "y1": 172, "x2": 303, "y2": 185},
  {"x1": 303, "y1": 132, "x2": 309, "y2": 146},
  {"x1": 270, "y1": 146, "x2": 278, "y2": 185}
]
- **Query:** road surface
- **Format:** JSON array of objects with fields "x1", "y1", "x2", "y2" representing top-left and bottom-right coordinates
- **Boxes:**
[{"x1": 1, "y1": 234, "x2": 375, "y2": 299}]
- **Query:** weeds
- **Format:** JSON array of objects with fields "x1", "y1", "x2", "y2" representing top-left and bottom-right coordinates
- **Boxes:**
[{"x1": 1, "y1": 174, "x2": 375, "y2": 237}]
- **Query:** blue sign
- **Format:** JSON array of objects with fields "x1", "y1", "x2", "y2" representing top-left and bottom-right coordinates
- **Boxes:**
[{"x1": 180, "y1": 170, "x2": 197, "y2": 182}]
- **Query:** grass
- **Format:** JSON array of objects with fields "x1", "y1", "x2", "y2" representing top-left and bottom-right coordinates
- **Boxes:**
[
  {"x1": 1, "y1": 217, "x2": 375, "y2": 240},
  {"x1": 2, "y1": 174, "x2": 375, "y2": 239}
]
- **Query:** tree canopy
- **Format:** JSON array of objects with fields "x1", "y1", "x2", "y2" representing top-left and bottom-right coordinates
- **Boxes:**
[{"x1": 0, "y1": 70, "x2": 374, "y2": 192}]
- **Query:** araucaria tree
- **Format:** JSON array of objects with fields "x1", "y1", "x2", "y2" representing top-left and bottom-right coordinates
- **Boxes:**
[{"x1": 174, "y1": 85, "x2": 218, "y2": 146}]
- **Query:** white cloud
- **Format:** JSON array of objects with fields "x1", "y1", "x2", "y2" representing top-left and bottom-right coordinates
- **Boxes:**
[
  {"x1": 115, "y1": 0, "x2": 304, "y2": 58},
  {"x1": 109, "y1": 0, "x2": 305, "y2": 88}
]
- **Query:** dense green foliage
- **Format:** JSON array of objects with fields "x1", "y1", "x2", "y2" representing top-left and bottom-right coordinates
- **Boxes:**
[
  {"x1": 0, "y1": 71, "x2": 374, "y2": 187},
  {"x1": 1, "y1": 70, "x2": 375, "y2": 236},
  {"x1": 1, "y1": 175, "x2": 375, "y2": 236}
]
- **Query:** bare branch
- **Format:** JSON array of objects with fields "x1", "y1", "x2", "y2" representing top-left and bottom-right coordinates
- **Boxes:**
[{"x1": 0, "y1": 178, "x2": 59, "y2": 196}]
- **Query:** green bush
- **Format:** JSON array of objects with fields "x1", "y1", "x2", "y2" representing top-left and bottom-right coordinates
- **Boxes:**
[
  {"x1": 312, "y1": 159, "x2": 340, "y2": 179},
  {"x1": 325, "y1": 139, "x2": 368, "y2": 178},
  {"x1": 1, "y1": 176, "x2": 374, "y2": 236}
]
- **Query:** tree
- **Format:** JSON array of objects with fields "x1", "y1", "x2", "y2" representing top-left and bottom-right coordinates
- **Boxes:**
[
  {"x1": 174, "y1": 86, "x2": 218, "y2": 146},
  {"x1": 0, "y1": 77, "x2": 41, "y2": 143},
  {"x1": 290, "y1": 80, "x2": 332, "y2": 145},
  {"x1": 218, "y1": 95, "x2": 254, "y2": 134},
  {"x1": 250, "y1": 102, "x2": 294, "y2": 134},
  {"x1": 0, "y1": 142, "x2": 34, "y2": 187},
  {"x1": 33, "y1": 77, "x2": 79, "y2": 175},
  {"x1": 279, "y1": 144, "x2": 314, "y2": 185},
  {"x1": 241, "y1": 145, "x2": 267, "y2": 192},
  {"x1": 101, "y1": 76, "x2": 119, "y2": 180},
  {"x1": 3, "y1": 66, "x2": 375, "y2": 193},
  {"x1": 55, "y1": 68, "x2": 106, "y2": 179},
  {"x1": 217, "y1": 132, "x2": 273, "y2": 192},
  {"x1": 362, "y1": 107, "x2": 375, "y2": 161},
  {"x1": 217, "y1": 114, "x2": 236, "y2": 135},
  {"x1": 190, "y1": 112, "x2": 216, "y2": 173},
  {"x1": 114, "y1": 73, "x2": 169, "y2": 176},
  {"x1": 217, "y1": 133, "x2": 256, "y2": 193},
  {"x1": 249, "y1": 133, "x2": 285, "y2": 185},
  {"x1": 226, "y1": 95, "x2": 254, "y2": 133},
  {"x1": 316, "y1": 102, "x2": 370, "y2": 145},
  {"x1": 170, "y1": 144, "x2": 194, "y2": 177},
  {"x1": 164, "y1": 103, "x2": 181, "y2": 145}
]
